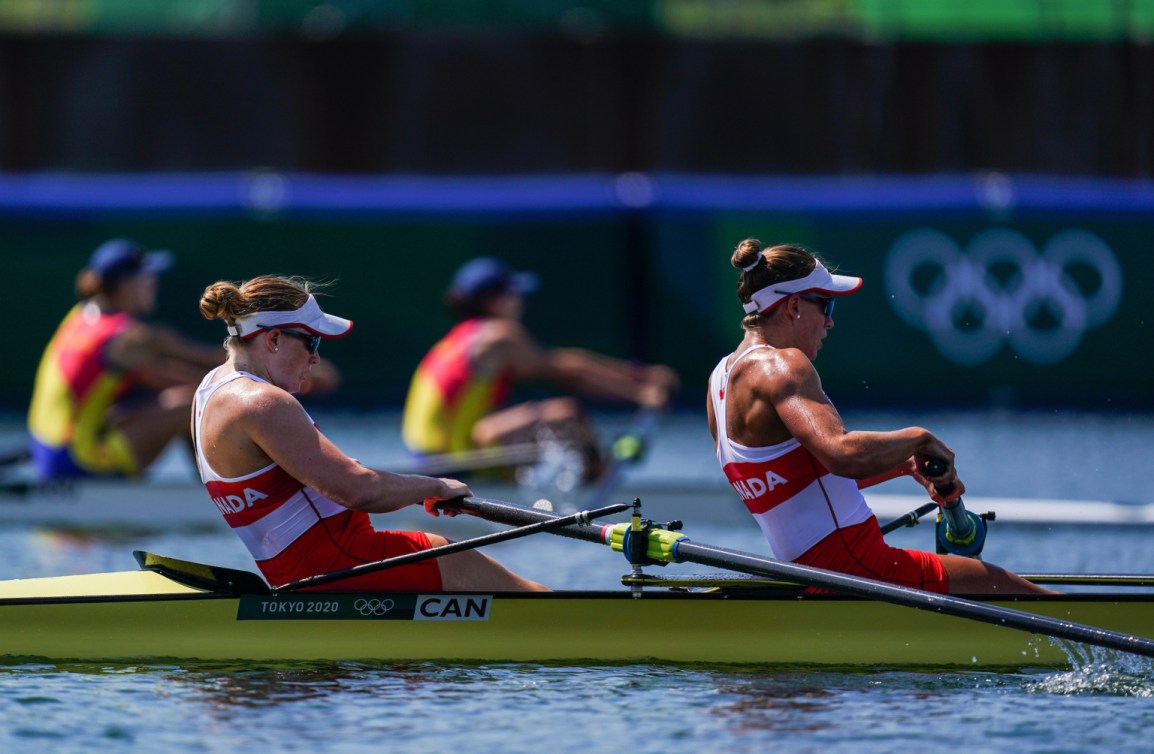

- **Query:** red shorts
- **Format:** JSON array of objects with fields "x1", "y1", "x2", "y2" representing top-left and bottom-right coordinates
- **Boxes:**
[
  {"x1": 260, "y1": 518, "x2": 444, "y2": 592},
  {"x1": 795, "y1": 517, "x2": 949, "y2": 593}
]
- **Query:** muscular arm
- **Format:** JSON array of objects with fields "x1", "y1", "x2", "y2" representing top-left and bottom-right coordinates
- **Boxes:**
[
  {"x1": 481, "y1": 320, "x2": 675, "y2": 407},
  {"x1": 740, "y1": 349, "x2": 960, "y2": 494},
  {"x1": 217, "y1": 383, "x2": 468, "y2": 513},
  {"x1": 108, "y1": 322, "x2": 225, "y2": 388}
]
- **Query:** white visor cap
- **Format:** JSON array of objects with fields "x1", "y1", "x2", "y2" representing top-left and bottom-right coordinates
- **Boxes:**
[
  {"x1": 227, "y1": 295, "x2": 354, "y2": 339},
  {"x1": 742, "y1": 260, "x2": 862, "y2": 315}
]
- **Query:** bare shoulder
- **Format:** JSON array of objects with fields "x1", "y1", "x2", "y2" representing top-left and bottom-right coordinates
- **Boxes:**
[
  {"x1": 213, "y1": 377, "x2": 309, "y2": 428},
  {"x1": 733, "y1": 346, "x2": 812, "y2": 380},
  {"x1": 735, "y1": 347, "x2": 820, "y2": 401}
]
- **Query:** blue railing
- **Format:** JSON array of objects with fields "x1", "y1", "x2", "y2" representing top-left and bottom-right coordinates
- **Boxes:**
[{"x1": 4, "y1": 172, "x2": 1154, "y2": 217}]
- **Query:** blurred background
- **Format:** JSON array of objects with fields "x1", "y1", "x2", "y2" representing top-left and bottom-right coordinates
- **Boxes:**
[{"x1": 2, "y1": 0, "x2": 1152, "y2": 414}]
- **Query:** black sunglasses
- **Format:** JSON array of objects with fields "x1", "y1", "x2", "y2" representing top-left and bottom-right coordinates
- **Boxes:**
[
  {"x1": 278, "y1": 329, "x2": 321, "y2": 354},
  {"x1": 796, "y1": 294, "x2": 835, "y2": 318}
]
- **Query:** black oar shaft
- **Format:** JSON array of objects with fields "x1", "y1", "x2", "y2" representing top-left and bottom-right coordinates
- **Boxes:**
[
  {"x1": 673, "y1": 540, "x2": 1154, "y2": 659},
  {"x1": 456, "y1": 496, "x2": 1154, "y2": 660},
  {"x1": 455, "y1": 496, "x2": 608, "y2": 545},
  {"x1": 276, "y1": 501, "x2": 627, "y2": 592},
  {"x1": 879, "y1": 503, "x2": 938, "y2": 534}
]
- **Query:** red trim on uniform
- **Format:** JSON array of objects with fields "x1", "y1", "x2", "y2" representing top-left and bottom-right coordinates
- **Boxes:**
[
  {"x1": 722, "y1": 445, "x2": 830, "y2": 515},
  {"x1": 796, "y1": 518, "x2": 950, "y2": 593}
]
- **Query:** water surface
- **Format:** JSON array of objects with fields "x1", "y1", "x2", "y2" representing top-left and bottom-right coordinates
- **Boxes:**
[{"x1": 2, "y1": 408, "x2": 1153, "y2": 753}]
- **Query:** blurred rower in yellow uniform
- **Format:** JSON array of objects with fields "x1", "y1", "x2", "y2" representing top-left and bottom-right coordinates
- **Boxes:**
[
  {"x1": 402, "y1": 256, "x2": 678, "y2": 480},
  {"x1": 26, "y1": 239, "x2": 339, "y2": 482}
]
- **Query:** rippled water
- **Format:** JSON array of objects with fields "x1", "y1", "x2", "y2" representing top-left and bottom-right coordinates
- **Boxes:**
[
  {"x1": 2, "y1": 409, "x2": 1154, "y2": 753},
  {"x1": 3, "y1": 659, "x2": 1153, "y2": 754}
]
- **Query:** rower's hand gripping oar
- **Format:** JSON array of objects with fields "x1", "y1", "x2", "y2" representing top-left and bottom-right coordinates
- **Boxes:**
[
  {"x1": 924, "y1": 457, "x2": 990, "y2": 558},
  {"x1": 452, "y1": 496, "x2": 1154, "y2": 660}
]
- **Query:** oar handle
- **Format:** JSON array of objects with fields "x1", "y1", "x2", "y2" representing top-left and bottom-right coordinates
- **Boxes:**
[
  {"x1": 922, "y1": 457, "x2": 955, "y2": 498},
  {"x1": 924, "y1": 457, "x2": 987, "y2": 558}
]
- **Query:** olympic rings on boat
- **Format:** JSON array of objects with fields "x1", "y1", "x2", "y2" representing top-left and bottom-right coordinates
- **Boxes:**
[
  {"x1": 354, "y1": 598, "x2": 396, "y2": 616},
  {"x1": 883, "y1": 228, "x2": 1123, "y2": 365}
]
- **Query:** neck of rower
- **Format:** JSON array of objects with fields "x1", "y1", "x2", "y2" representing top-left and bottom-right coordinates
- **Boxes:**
[{"x1": 746, "y1": 316, "x2": 797, "y2": 351}]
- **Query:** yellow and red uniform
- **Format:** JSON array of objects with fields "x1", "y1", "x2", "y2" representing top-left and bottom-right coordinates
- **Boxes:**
[
  {"x1": 402, "y1": 318, "x2": 513, "y2": 454},
  {"x1": 27, "y1": 303, "x2": 140, "y2": 479}
]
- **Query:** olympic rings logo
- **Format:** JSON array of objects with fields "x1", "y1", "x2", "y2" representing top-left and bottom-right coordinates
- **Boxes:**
[
  {"x1": 883, "y1": 228, "x2": 1123, "y2": 365},
  {"x1": 354, "y1": 598, "x2": 395, "y2": 617}
]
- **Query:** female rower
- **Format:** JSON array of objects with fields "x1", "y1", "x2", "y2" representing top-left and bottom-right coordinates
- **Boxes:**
[
  {"x1": 402, "y1": 256, "x2": 679, "y2": 480},
  {"x1": 706, "y1": 238, "x2": 1051, "y2": 595},
  {"x1": 196, "y1": 274, "x2": 547, "y2": 592},
  {"x1": 27, "y1": 239, "x2": 227, "y2": 481}
]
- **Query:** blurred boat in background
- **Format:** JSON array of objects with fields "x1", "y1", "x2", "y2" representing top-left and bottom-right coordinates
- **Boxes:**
[
  {"x1": 3, "y1": 472, "x2": 1154, "y2": 533},
  {"x1": 3, "y1": 408, "x2": 1153, "y2": 532}
]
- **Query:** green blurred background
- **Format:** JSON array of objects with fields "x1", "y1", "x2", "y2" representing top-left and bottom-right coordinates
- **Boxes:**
[{"x1": 2, "y1": 1, "x2": 1152, "y2": 413}]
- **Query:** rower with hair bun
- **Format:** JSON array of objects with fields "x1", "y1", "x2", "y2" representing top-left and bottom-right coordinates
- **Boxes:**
[
  {"x1": 708, "y1": 238, "x2": 1053, "y2": 595},
  {"x1": 195, "y1": 274, "x2": 547, "y2": 593}
]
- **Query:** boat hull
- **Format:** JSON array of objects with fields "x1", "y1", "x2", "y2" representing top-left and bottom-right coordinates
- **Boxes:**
[{"x1": 0, "y1": 571, "x2": 1149, "y2": 668}]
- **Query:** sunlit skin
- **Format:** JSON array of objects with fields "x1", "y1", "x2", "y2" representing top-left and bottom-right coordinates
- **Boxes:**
[
  {"x1": 263, "y1": 329, "x2": 320, "y2": 395},
  {"x1": 707, "y1": 285, "x2": 1053, "y2": 595},
  {"x1": 711, "y1": 293, "x2": 961, "y2": 492},
  {"x1": 197, "y1": 317, "x2": 547, "y2": 592}
]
